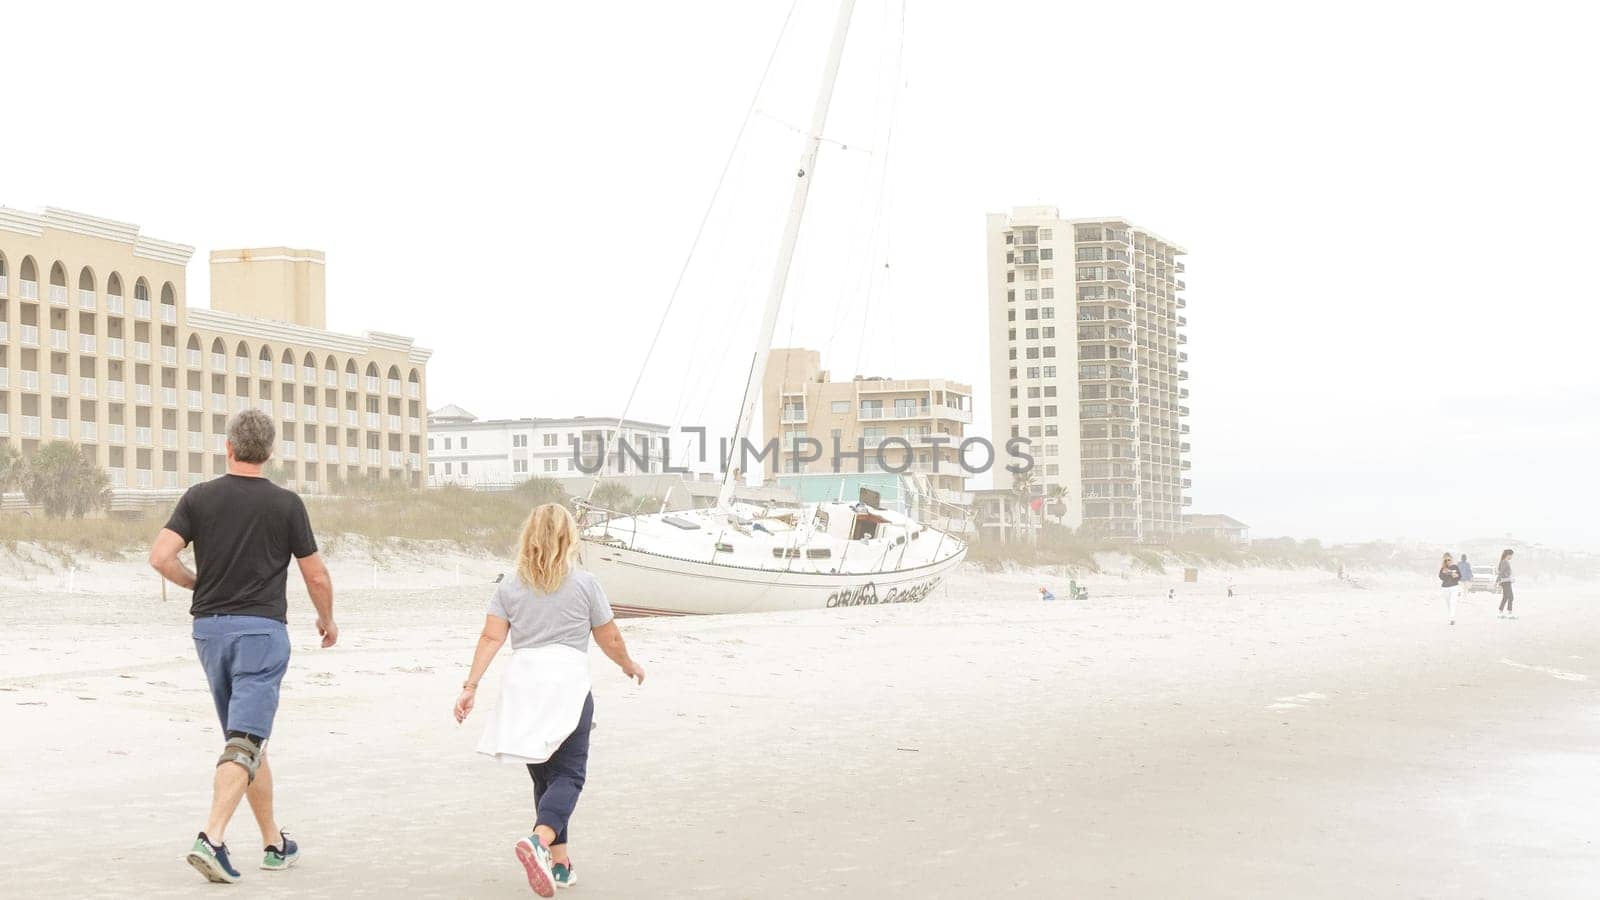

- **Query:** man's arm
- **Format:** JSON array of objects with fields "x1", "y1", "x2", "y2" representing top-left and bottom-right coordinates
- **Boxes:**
[
  {"x1": 148, "y1": 528, "x2": 197, "y2": 590},
  {"x1": 295, "y1": 552, "x2": 338, "y2": 648}
]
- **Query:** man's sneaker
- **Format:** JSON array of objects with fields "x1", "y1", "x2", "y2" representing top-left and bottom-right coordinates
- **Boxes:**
[
  {"x1": 262, "y1": 831, "x2": 299, "y2": 871},
  {"x1": 186, "y1": 832, "x2": 242, "y2": 884},
  {"x1": 514, "y1": 836, "x2": 556, "y2": 897},
  {"x1": 553, "y1": 860, "x2": 577, "y2": 889}
]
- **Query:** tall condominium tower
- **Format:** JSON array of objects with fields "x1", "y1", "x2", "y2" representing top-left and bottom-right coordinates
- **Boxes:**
[{"x1": 985, "y1": 207, "x2": 1190, "y2": 542}]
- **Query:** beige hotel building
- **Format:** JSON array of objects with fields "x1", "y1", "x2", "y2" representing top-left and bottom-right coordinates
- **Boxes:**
[
  {"x1": 985, "y1": 207, "x2": 1190, "y2": 541},
  {"x1": 762, "y1": 347, "x2": 973, "y2": 504},
  {"x1": 0, "y1": 206, "x2": 429, "y2": 500}
]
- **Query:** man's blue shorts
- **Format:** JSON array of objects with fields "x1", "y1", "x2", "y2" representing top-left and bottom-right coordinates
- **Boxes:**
[{"x1": 192, "y1": 615, "x2": 291, "y2": 739}]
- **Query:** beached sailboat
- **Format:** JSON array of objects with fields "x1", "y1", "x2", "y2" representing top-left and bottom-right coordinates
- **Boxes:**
[{"x1": 577, "y1": 0, "x2": 967, "y2": 616}]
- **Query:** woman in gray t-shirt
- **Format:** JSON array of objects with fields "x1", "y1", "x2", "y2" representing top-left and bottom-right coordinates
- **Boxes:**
[{"x1": 453, "y1": 503, "x2": 644, "y2": 895}]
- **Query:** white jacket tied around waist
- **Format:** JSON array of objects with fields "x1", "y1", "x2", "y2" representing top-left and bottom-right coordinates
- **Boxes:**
[{"x1": 476, "y1": 644, "x2": 591, "y2": 765}]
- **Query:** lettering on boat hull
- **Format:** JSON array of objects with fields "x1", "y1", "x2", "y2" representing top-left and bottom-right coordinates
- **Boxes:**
[{"x1": 825, "y1": 577, "x2": 941, "y2": 609}]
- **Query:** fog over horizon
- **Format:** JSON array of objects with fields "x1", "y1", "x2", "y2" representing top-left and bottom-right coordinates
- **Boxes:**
[{"x1": 4, "y1": 1, "x2": 1596, "y2": 550}]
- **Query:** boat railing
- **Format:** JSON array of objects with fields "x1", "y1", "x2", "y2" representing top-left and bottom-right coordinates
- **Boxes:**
[{"x1": 572, "y1": 498, "x2": 642, "y2": 551}]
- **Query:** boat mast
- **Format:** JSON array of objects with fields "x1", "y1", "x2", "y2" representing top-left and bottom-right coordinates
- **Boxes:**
[{"x1": 718, "y1": 0, "x2": 859, "y2": 510}]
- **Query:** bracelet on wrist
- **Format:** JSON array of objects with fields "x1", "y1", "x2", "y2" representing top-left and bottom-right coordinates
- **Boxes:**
[{"x1": 462, "y1": 682, "x2": 478, "y2": 691}]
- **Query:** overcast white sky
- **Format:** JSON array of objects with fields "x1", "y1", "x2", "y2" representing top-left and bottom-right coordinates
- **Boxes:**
[{"x1": 6, "y1": 1, "x2": 1597, "y2": 547}]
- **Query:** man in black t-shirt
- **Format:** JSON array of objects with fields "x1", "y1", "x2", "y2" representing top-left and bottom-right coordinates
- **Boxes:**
[{"x1": 149, "y1": 408, "x2": 337, "y2": 884}]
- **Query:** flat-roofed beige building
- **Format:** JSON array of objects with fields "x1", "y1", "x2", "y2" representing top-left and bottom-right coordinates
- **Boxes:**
[
  {"x1": 986, "y1": 207, "x2": 1190, "y2": 541},
  {"x1": 761, "y1": 348, "x2": 973, "y2": 504},
  {"x1": 0, "y1": 206, "x2": 430, "y2": 502}
]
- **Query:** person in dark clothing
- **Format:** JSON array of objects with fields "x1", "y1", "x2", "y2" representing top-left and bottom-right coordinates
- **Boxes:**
[
  {"x1": 1438, "y1": 552, "x2": 1462, "y2": 625},
  {"x1": 1496, "y1": 548, "x2": 1517, "y2": 619},
  {"x1": 1457, "y1": 555, "x2": 1474, "y2": 585},
  {"x1": 148, "y1": 409, "x2": 337, "y2": 884}
]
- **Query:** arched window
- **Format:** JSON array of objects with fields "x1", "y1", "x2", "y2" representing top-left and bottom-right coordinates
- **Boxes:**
[
  {"x1": 48, "y1": 261, "x2": 68, "y2": 305},
  {"x1": 106, "y1": 272, "x2": 124, "y2": 308},
  {"x1": 234, "y1": 341, "x2": 251, "y2": 376},
  {"x1": 159, "y1": 282, "x2": 177, "y2": 323},
  {"x1": 78, "y1": 267, "x2": 96, "y2": 291},
  {"x1": 281, "y1": 349, "x2": 296, "y2": 381},
  {"x1": 186, "y1": 334, "x2": 202, "y2": 350},
  {"x1": 211, "y1": 337, "x2": 227, "y2": 369},
  {"x1": 0, "y1": 250, "x2": 7, "y2": 279},
  {"x1": 258, "y1": 345, "x2": 274, "y2": 379},
  {"x1": 364, "y1": 362, "x2": 380, "y2": 394},
  {"x1": 185, "y1": 333, "x2": 202, "y2": 367},
  {"x1": 408, "y1": 368, "x2": 422, "y2": 400},
  {"x1": 134, "y1": 277, "x2": 150, "y2": 301},
  {"x1": 18, "y1": 256, "x2": 39, "y2": 299}
]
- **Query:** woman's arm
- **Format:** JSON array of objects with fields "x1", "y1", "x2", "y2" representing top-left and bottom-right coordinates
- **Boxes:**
[
  {"x1": 454, "y1": 615, "x2": 511, "y2": 722},
  {"x1": 593, "y1": 620, "x2": 645, "y2": 684}
]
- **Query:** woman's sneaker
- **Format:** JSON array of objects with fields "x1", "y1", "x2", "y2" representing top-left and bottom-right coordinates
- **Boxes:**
[
  {"x1": 515, "y1": 836, "x2": 556, "y2": 897},
  {"x1": 262, "y1": 831, "x2": 300, "y2": 871},
  {"x1": 552, "y1": 860, "x2": 577, "y2": 889},
  {"x1": 186, "y1": 832, "x2": 242, "y2": 883}
]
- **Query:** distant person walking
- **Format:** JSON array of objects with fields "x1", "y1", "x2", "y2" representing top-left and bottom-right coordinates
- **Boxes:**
[
  {"x1": 147, "y1": 409, "x2": 337, "y2": 884},
  {"x1": 1457, "y1": 554, "x2": 1474, "y2": 585},
  {"x1": 1496, "y1": 548, "x2": 1517, "y2": 619},
  {"x1": 1039, "y1": 586, "x2": 1056, "y2": 602},
  {"x1": 1438, "y1": 552, "x2": 1462, "y2": 625},
  {"x1": 454, "y1": 503, "x2": 645, "y2": 897}
]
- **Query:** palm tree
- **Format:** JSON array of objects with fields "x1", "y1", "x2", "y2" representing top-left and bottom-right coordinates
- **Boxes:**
[
  {"x1": 0, "y1": 444, "x2": 23, "y2": 495},
  {"x1": 1010, "y1": 469, "x2": 1039, "y2": 543},
  {"x1": 20, "y1": 442, "x2": 110, "y2": 518},
  {"x1": 590, "y1": 480, "x2": 634, "y2": 512},
  {"x1": 1046, "y1": 483, "x2": 1070, "y2": 526}
]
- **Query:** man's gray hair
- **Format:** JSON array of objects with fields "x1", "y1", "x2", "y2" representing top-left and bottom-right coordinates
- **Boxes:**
[{"x1": 227, "y1": 409, "x2": 276, "y2": 464}]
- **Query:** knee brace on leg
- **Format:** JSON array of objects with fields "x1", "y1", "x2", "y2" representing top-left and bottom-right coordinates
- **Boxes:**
[{"x1": 217, "y1": 732, "x2": 264, "y2": 783}]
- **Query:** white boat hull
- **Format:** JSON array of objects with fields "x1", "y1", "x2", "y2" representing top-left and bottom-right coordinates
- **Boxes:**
[{"x1": 582, "y1": 539, "x2": 966, "y2": 616}]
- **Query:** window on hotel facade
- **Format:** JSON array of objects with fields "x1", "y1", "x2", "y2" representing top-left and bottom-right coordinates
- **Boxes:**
[
  {"x1": 1028, "y1": 426, "x2": 1042, "y2": 437},
  {"x1": 1024, "y1": 289, "x2": 1037, "y2": 302},
  {"x1": 1025, "y1": 328, "x2": 1038, "y2": 340},
  {"x1": 1010, "y1": 348, "x2": 1019, "y2": 360},
  {"x1": 1007, "y1": 310, "x2": 1015, "y2": 322},
  {"x1": 1006, "y1": 271, "x2": 1014, "y2": 283},
  {"x1": 1026, "y1": 367, "x2": 1040, "y2": 378},
  {"x1": 1043, "y1": 327, "x2": 1055, "y2": 338},
  {"x1": 444, "y1": 438, "x2": 452, "y2": 450},
  {"x1": 1027, "y1": 387, "x2": 1040, "y2": 398},
  {"x1": 1041, "y1": 287, "x2": 1053, "y2": 299},
  {"x1": 461, "y1": 462, "x2": 469, "y2": 474},
  {"x1": 1045, "y1": 424, "x2": 1058, "y2": 436},
  {"x1": 1010, "y1": 406, "x2": 1018, "y2": 418},
  {"x1": 1043, "y1": 366, "x2": 1056, "y2": 378},
  {"x1": 543, "y1": 433, "x2": 557, "y2": 446},
  {"x1": 1044, "y1": 405, "x2": 1057, "y2": 416},
  {"x1": 1039, "y1": 228, "x2": 1052, "y2": 240},
  {"x1": 445, "y1": 462, "x2": 453, "y2": 474},
  {"x1": 1023, "y1": 269, "x2": 1037, "y2": 281},
  {"x1": 1024, "y1": 309, "x2": 1038, "y2": 320},
  {"x1": 1027, "y1": 406, "x2": 1040, "y2": 417},
  {"x1": 1043, "y1": 347, "x2": 1056, "y2": 358},
  {"x1": 1041, "y1": 307, "x2": 1055, "y2": 319},
  {"x1": 461, "y1": 437, "x2": 469, "y2": 450},
  {"x1": 1009, "y1": 367, "x2": 1017, "y2": 379},
  {"x1": 428, "y1": 438, "x2": 434, "y2": 450},
  {"x1": 1040, "y1": 248, "x2": 1053, "y2": 261},
  {"x1": 1025, "y1": 348, "x2": 1038, "y2": 359},
  {"x1": 1008, "y1": 387, "x2": 1017, "y2": 399},
  {"x1": 1044, "y1": 386, "x2": 1057, "y2": 397},
  {"x1": 1007, "y1": 290, "x2": 1014, "y2": 302}
]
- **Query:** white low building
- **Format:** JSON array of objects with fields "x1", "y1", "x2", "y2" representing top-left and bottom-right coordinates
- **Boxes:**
[{"x1": 426, "y1": 405, "x2": 671, "y2": 488}]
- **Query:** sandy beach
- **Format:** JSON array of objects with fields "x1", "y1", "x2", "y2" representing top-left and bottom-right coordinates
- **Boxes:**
[{"x1": 3, "y1": 553, "x2": 1597, "y2": 898}]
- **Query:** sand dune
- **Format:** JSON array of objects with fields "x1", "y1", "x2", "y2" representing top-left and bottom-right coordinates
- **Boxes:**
[{"x1": 3, "y1": 558, "x2": 1597, "y2": 898}]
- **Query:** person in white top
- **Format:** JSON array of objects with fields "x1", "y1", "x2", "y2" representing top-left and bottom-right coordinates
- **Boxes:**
[{"x1": 454, "y1": 503, "x2": 645, "y2": 896}]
